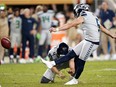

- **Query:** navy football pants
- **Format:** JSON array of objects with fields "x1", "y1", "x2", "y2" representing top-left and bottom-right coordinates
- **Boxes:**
[{"x1": 22, "y1": 34, "x2": 34, "y2": 58}]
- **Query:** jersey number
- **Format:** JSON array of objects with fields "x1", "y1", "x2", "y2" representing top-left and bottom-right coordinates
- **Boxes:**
[
  {"x1": 96, "y1": 18, "x2": 100, "y2": 32},
  {"x1": 42, "y1": 16, "x2": 50, "y2": 23},
  {"x1": 16, "y1": 20, "x2": 20, "y2": 29}
]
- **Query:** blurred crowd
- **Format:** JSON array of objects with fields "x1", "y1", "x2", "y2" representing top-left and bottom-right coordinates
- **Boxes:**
[{"x1": 0, "y1": 1, "x2": 116, "y2": 64}]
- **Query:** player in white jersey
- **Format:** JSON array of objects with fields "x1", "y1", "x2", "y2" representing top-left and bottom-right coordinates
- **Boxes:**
[
  {"x1": 41, "y1": 3, "x2": 116, "y2": 85},
  {"x1": 37, "y1": 5, "x2": 54, "y2": 58},
  {"x1": 9, "y1": 8, "x2": 22, "y2": 63},
  {"x1": 40, "y1": 42, "x2": 75, "y2": 83}
]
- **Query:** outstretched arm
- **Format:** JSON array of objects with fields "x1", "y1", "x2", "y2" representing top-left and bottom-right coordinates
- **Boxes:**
[
  {"x1": 50, "y1": 16, "x2": 84, "y2": 32},
  {"x1": 100, "y1": 24, "x2": 116, "y2": 39}
]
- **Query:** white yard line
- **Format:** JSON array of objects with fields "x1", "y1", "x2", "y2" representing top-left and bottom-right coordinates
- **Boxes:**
[
  {"x1": 85, "y1": 68, "x2": 116, "y2": 72},
  {"x1": 0, "y1": 73, "x2": 39, "y2": 76}
]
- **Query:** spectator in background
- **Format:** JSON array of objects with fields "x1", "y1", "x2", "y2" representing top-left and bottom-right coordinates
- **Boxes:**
[
  {"x1": 94, "y1": 5, "x2": 101, "y2": 17},
  {"x1": 99, "y1": 1, "x2": 116, "y2": 60},
  {"x1": 7, "y1": 7, "x2": 13, "y2": 18},
  {"x1": 9, "y1": 8, "x2": 22, "y2": 63},
  {"x1": 66, "y1": 11, "x2": 78, "y2": 47},
  {"x1": 7, "y1": 7, "x2": 13, "y2": 15},
  {"x1": 32, "y1": 5, "x2": 43, "y2": 21},
  {"x1": 56, "y1": 12, "x2": 66, "y2": 27},
  {"x1": 0, "y1": 9, "x2": 9, "y2": 64},
  {"x1": 37, "y1": 5, "x2": 54, "y2": 59},
  {"x1": 51, "y1": 15, "x2": 59, "y2": 28},
  {"x1": 20, "y1": 8, "x2": 24, "y2": 15},
  {"x1": 32, "y1": 5, "x2": 43, "y2": 57},
  {"x1": 20, "y1": 8, "x2": 39, "y2": 63},
  {"x1": 7, "y1": 7, "x2": 13, "y2": 35},
  {"x1": 30, "y1": 7, "x2": 35, "y2": 16},
  {"x1": 32, "y1": 5, "x2": 43, "y2": 33}
]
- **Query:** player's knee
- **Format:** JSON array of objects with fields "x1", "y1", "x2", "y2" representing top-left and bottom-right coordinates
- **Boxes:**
[{"x1": 40, "y1": 76, "x2": 51, "y2": 83}]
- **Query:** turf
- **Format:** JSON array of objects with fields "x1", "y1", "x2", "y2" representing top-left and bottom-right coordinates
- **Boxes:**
[{"x1": 0, "y1": 61, "x2": 116, "y2": 87}]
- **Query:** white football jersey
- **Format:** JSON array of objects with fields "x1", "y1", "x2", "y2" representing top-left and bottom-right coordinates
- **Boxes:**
[
  {"x1": 37, "y1": 10, "x2": 54, "y2": 29},
  {"x1": 80, "y1": 11, "x2": 100, "y2": 42},
  {"x1": 10, "y1": 17, "x2": 22, "y2": 34}
]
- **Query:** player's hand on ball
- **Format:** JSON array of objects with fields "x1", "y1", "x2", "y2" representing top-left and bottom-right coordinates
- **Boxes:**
[{"x1": 49, "y1": 27, "x2": 56, "y2": 33}]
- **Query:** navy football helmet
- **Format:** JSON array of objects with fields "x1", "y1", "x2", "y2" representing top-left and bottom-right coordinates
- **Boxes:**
[
  {"x1": 57, "y1": 42, "x2": 69, "y2": 56},
  {"x1": 73, "y1": 3, "x2": 90, "y2": 17}
]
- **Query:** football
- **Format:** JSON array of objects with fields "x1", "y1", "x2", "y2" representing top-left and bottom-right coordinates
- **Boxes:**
[{"x1": 1, "y1": 37, "x2": 11, "y2": 49}]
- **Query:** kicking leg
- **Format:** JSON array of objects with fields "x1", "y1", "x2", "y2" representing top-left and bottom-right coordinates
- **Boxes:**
[
  {"x1": 65, "y1": 40, "x2": 99, "y2": 85},
  {"x1": 73, "y1": 58, "x2": 85, "y2": 79},
  {"x1": 65, "y1": 57, "x2": 85, "y2": 85}
]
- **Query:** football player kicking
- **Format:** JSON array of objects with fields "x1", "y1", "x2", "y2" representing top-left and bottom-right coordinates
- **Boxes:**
[
  {"x1": 41, "y1": 3, "x2": 116, "y2": 85},
  {"x1": 40, "y1": 42, "x2": 75, "y2": 83}
]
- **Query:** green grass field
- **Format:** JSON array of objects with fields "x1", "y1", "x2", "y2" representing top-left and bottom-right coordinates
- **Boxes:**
[{"x1": 0, "y1": 61, "x2": 116, "y2": 87}]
